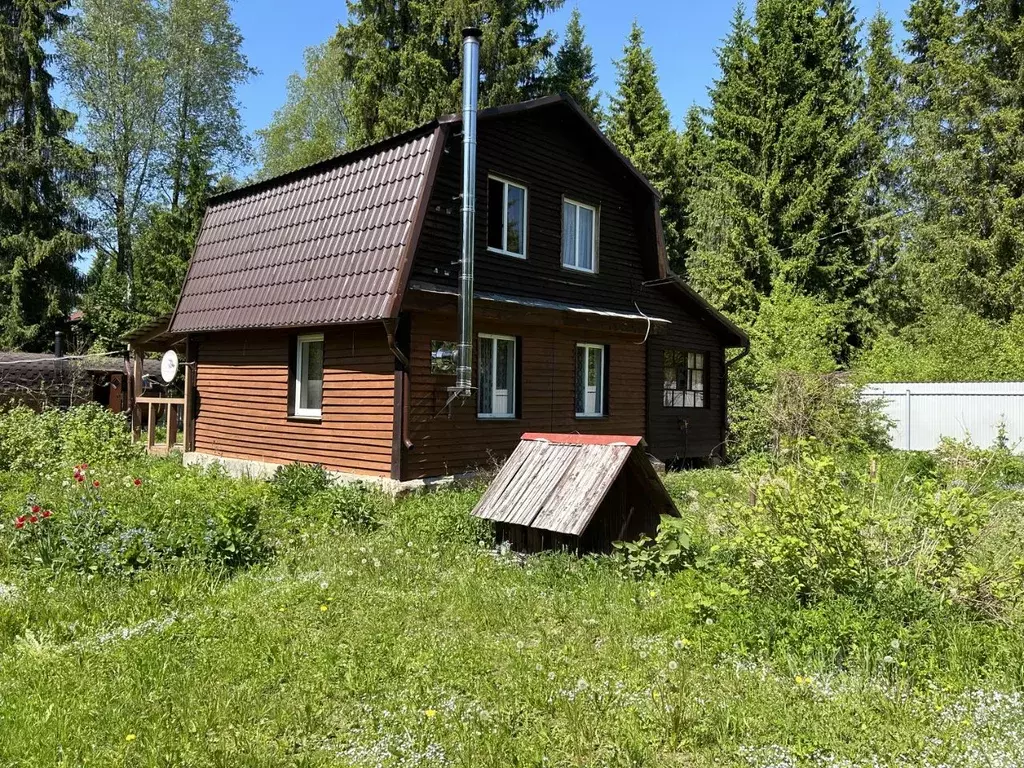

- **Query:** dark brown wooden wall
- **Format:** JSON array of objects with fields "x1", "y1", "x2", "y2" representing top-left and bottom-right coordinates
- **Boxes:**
[
  {"x1": 640, "y1": 283, "x2": 730, "y2": 462},
  {"x1": 193, "y1": 325, "x2": 395, "y2": 476},
  {"x1": 409, "y1": 107, "x2": 734, "y2": 465},
  {"x1": 411, "y1": 110, "x2": 658, "y2": 314},
  {"x1": 402, "y1": 310, "x2": 646, "y2": 480}
]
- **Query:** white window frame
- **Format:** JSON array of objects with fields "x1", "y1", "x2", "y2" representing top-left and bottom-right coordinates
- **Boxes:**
[
  {"x1": 487, "y1": 176, "x2": 528, "y2": 259},
  {"x1": 575, "y1": 343, "x2": 606, "y2": 418},
  {"x1": 562, "y1": 198, "x2": 598, "y2": 273},
  {"x1": 478, "y1": 333, "x2": 517, "y2": 419},
  {"x1": 293, "y1": 333, "x2": 325, "y2": 419},
  {"x1": 663, "y1": 350, "x2": 706, "y2": 409}
]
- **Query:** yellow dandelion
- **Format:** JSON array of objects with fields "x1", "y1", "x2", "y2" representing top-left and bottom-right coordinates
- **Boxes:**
[
  {"x1": 125, "y1": 734, "x2": 136, "y2": 742},
  {"x1": 425, "y1": 709, "x2": 437, "y2": 718},
  {"x1": 320, "y1": 604, "x2": 328, "y2": 612},
  {"x1": 648, "y1": 590, "x2": 658, "y2": 598}
]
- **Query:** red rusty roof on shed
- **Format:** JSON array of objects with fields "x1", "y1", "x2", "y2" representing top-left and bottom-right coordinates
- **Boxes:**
[
  {"x1": 520, "y1": 433, "x2": 644, "y2": 447},
  {"x1": 169, "y1": 125, "x2": 444, "y2": 333}
]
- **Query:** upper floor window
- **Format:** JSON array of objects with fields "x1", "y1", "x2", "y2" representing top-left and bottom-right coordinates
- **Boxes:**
[
  {"x1": 663, "y1": 350, "x2": 705, "y2": 408},
  {"x1": 293, "y1": 333, "x2": 324, "y2": 418},
  {"x1": 562, "y1": 198, "x2": 597, "y2": 273},
  {"x1": 478, "y1": 334, "x2": 517, "y2": 418},
  {"x1": 487, "y1": 177, "x2": 527, "y2": 258},
  {"x1": 575, "y1": 343, "x2": 606, "y2": 417}
]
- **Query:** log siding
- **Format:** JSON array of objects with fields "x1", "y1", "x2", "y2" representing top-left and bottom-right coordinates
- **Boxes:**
[
  {"x1": 401, "y1": 310, "x2": 646, "y2": 481},
  {"x1": 193, "y1": 325, "x2": 395, "y2": 476}
]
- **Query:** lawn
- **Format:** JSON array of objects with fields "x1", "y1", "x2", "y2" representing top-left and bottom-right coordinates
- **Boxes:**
[{"x1": 1, "y1": 406, "x2": 1023, "y2": 767}]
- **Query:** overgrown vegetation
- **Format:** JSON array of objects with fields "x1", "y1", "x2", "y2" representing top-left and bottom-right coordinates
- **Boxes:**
[{"x1": 2, "y1": 407, "x2": 1024, "y2": 766}]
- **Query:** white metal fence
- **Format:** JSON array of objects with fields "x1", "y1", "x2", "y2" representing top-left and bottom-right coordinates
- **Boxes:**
[{"x1": 862, "y1": 382, "x2": 1024, "y2": 453}]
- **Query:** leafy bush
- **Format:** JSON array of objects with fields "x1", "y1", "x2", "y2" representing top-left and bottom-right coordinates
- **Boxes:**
[
  {"x1": 299, "y1": 484, "x2": 382, "y2": 530},
  {"x1": 728, "y1": 446, "x2": 877, "y2": 603},
  {"x1": 2, "y1": 461, "x2": 270, "y2": 573},
  {"x1": 0, "y1": 404, "x2": 140, "y2": 472},
  {"x1": 270, "y1": 461, "x2": 331, "y2": 508},
  {"x1": 613, "y1": 515, "x2": 697, "y2": 578}
]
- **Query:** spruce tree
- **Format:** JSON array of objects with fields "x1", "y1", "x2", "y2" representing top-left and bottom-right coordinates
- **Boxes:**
[
  {"x1": 606, "y1": 21, "x2": 684, "y2": 266},
  {"x1": 0, "y1": 0, "x2": 90, "y2": 350},
  {"x1": 686, "y1": 5, "x2": 767, "y2": 320},
  {"x1": 335, "y1": 0, "x2": 563, "y2": 147},
  {"x1": 674, "y1": 105, "x2": 710, "y2": 270},
  {"x1": 902, "y1": 0, "x2": 1024, "y2": 323},
  {"x1": 548, "y1": 7, "x2": 600, "y2": 119},
  {"x1": 687, "y1": 0, "x2": 868, "y2": 336}
]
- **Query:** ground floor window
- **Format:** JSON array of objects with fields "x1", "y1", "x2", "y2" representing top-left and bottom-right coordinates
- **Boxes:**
[
  {"x1": 478, "y1": 334, "x2": 517, "y2": 418},
  {"x1": 663, "y1": 350, "x2": 705, "y2": 408},
  {"x1": 294, "y1": 333, "x2": 324, "y2": 418},
  {"x1": 575, "y1": 343, "x2": 606, "y2": 417}
]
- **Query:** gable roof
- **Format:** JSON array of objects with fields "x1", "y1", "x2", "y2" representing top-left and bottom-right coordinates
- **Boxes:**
[
  {"x1": 168, "y1": 94, "x2": 744, "y2": 346},
  {"x1": 471, "y1": 433, "x2": 678, "y2": 537}
]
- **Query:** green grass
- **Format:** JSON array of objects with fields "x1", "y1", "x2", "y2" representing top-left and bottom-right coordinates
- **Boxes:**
[{"x1": 0, "y1": 473, "x2": 1022, "y2": 768}]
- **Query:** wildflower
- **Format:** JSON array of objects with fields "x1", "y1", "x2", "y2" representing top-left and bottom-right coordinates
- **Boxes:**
[
  {"x1": 133, "y1": 478, "x2": 142, "y2": 487},
  {"x1": 74, "y1": 473, "x2": 84, "y2": 483},
  {"x1": 31, "y1": 505, "x2": 40, "y2": 514},
  {"x1": 673, "y1": 639, "x2": 687, "y2": 650},
  {"x1": 668, "y1": 661, "x2": 679, "y2": 671},
  {"x1": 42, "y1": 509, "x2": 51, "y2": 518},
  {"x1": 14, "y1": 517, "x2": 25, "y2": 529},
  {"x1": 424, "y1": 709, "x2": 437, "y2": 718},
  {"x1": 29, "y1": 516, "x2": 38, "y2": 524},
  {"x1": 93, "y1": 480, "x2": 101, "y2": 488},
  {"x1": 125, "y1": 734, "x2": 136, "y2": 742},
  {"x1": 320, "y1": 604, "x2": 328, "y2": 612},
  {"x1": 516, "y1": 640, "x2": 525, "y2": 651},
  {"x1": 319, "y1": 581, "x2": 329, "y2": 590},
  {"x1": 82, "y1": 463, "x2": 89, "y2": 470},
  {"x1": 648, "y1": 590, "x2": 658, "y2": 598}
]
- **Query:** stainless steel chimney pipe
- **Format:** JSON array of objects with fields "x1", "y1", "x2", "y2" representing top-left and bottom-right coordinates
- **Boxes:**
[{"x1": 453, "y1": 26, "x2": 481, "y2": 399}]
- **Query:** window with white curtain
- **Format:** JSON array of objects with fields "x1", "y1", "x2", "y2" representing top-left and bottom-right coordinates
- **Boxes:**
[
  {"x1": 478, "y1": 334, "x2": 517, "y2": 418},
  {"x1": 575, "y1": 343, "x2": 605, "y2": 417},
  {"x1": 294, "y1": 334, "x2": 324, "y2": 418},
  {"x1": 562, "y1": 198, "x2": 597, "y2": 272}
]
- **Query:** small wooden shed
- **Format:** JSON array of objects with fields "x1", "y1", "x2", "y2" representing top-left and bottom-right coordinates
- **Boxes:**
[{"x1": 471, "y1": 433, "x2": 678, "y2": 553}]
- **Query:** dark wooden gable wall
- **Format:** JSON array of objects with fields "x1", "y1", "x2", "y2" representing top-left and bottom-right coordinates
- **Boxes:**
[{"x1": 410, "y1": 108, "x2": 659, "y2": 313}]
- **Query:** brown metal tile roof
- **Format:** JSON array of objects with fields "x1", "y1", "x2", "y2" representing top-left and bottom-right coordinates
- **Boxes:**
[
  {"x1": 472, "y1": 433, "x2": 677, "y2": 537},
  {"x1": 169, "y1": 125, "x2": 445, "y2": 333}
]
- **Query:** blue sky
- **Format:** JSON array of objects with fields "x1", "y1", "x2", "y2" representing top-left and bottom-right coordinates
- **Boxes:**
[{"x1": 233, "y1": 0, "x2": 913, "y2": 150}]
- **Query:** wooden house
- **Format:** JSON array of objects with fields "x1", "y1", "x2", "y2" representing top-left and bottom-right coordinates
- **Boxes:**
[{"x1": 167, "y1": 92, "x2": 747, "y2": 485}]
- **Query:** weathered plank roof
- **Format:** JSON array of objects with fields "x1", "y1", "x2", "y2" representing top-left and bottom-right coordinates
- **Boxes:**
[
  {"x1": 472, "y1": 433, "x2": 655, "y2": 537},
  {"x1": 169, "y1": 125, "x2": 445, "y2": 333}
]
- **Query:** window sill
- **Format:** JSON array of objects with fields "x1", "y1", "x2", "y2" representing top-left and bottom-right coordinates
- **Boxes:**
[
  {"x1": 575, "y1": 413, "x2": 606, "y2": 419},
  {"x1": 487, "y1": 246, "x2": 527, "y2": 259},
  {"x1": 562, "y1": 264, "x2": 597, "y2": 275},
  {"x1": 477, "y1": 414, "x2": 518, "y2": 421},
  {"x1": 288, "y1": 414, "x2": 323, "y2": 424}
]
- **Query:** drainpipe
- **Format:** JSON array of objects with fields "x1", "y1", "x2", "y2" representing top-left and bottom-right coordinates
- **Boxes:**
[
  {"x1": 721, "y1": 341, "x2": 750, "y2": 463},
  {"x1": 54, "y1": 331, "x2": 64, "y2": 358},
  {"x1": 451, "y1": 26, "x2": 481, "y2": 401}
]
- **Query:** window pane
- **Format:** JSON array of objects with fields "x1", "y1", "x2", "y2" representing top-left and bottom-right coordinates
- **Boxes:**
[
  {"x1": 575, "y1": 345, "x2": 586, "y2": 414},
  {"x1": 488, "y1": 179, "x2": 503, "y2": 250},
  {"x1": 578, "y1": 206, "x2": 594, "y2": 270},
  {"x1": 497, "y1": 338, "x2": 514, "y2": 415},
  {"x1": 593, "y1": 346, "x2": 604, "y2": 412},
  {"x1": 478, "y1": 337, "x2": 493, "y2": 414},
  {"x1": 562, "y1": 201, "x2": 576, "y2": 267},
  {"x1": 300, "y1": 340, "x2": 324, "y2": 411},
  {"x1": 506, "y1": 184, "x2": 525, "y2": 254},
  {"x1": 495, "y1": 338, "x2": 509, "y2": 389}
]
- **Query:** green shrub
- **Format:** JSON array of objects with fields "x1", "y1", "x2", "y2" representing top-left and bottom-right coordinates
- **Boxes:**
[
  {"x1": 613, "y1": 515, "x2": 697, "y2": 578},
  {"x1": 300, "y1": 484, "x2": 382, "y2": 530},
  {"x1": 729, "y1": 445, "x2": 877, "y2": 604},
  {"x1": 0, "y1": 404, "x2": 139, "y2": 472},
  {"x1": 270, "y1": 461, "x2": 331, "y2": 508},
  {"x1": 2, "y1": 461, "x2": 271, "y2": 574}
]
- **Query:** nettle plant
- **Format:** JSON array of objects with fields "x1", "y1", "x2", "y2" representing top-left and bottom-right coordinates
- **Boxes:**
[{"x1": 614, "y1": 515, "x2": 696, "y2": 578}]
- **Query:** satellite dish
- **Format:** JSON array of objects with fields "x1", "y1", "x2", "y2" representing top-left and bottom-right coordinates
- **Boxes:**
[{"x1": 160, "y1": 350, "x2": 179, "y2": 383}]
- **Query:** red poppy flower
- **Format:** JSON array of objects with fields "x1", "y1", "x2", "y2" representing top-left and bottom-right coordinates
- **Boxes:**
[
  {"x1": 75, "y1": 475, "x2": 84, "y2": 483},
  {"x1": 29, "y1": 516, "x2": 38, "y2": 524},
  {"x1": 42, "y1": 509, "x2": 52, "y2": 519},
  {"x1": 82, "y1": 463, "x2": 89, "y2": 470},
  {"x1": 133, "y1": 478, "x2": 142, "y2": 487},
  {"x1": 14, "y1": 519, "x2": 24, "y2": 530},
  {"x1": 31, "y1": 504, "x2": 40, "y2": 514},
  {"x1": 92, "y1": 480, "x2": 100, "y2": 488}
]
